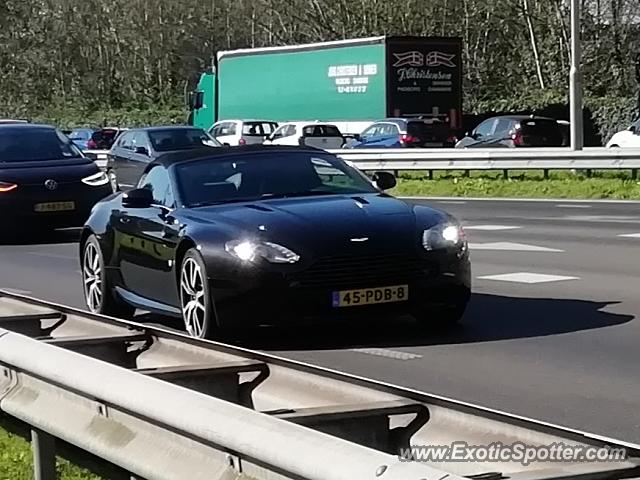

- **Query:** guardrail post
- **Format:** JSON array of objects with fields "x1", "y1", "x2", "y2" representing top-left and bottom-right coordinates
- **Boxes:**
[
  {"x1": 503, "y1": 169, "x2": 509, "y2": 180},
  {"x1": 428, "y1": 170, "x2": 433, "y2": 180},
  {"x1": 632, "y1": 169, "x2": 638, "y2": 180},
  {"x1": 543, "y1": 169, "x2": 549, "y2": 180},
  {"x1": 31, "y1": 428, "x2": 56, "y2": 480}
]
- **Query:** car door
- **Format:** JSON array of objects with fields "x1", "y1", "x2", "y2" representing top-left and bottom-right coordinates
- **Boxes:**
[
  {"x1": 377, "y1": 123, "x2": 402, "y2": 147},
  {"x1": 628, "y1": 119, "x2": 640, "y2": 147},
  {"x1": 214, "y1": 122, "x2": 238, "y2": 145},
  {"x1": 115, "y1": 165, "x2": 181, "y2": 307},
  {"x1": 269, "y1": 124, "x2": 297, "y2": 145},
  {"x1": 354, "y1": 124, "x2": 381, "y2": 147},
  {"x1": 492, "y1": 118, "x2": 516, "y2": 146},
  {"x1": 472, "y1": 119, "x2": 497, "y2": 144},
  {"x1": 109, "y1": 131, "x2": 136, "y2": 189}
]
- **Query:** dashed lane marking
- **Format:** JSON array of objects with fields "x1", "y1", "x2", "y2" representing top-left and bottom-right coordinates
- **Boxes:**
[
  {"x1": 556, "y1": 204, "x2": 592, "y2": 208},
  {"x1": 350, "y1": 348, "x2": 422, "y2": 361},
  {"x1": 477, "y1": 272, "x2": 580, "y2": 284},
  {"x1": 437, "y1": 201, "x2": 467, "y2": 205},
  {"x1": 464, "y1": 225, "x2": 522, "y2": 231},
  {"x1": 469, "y1": 242, "x2": 563, "y2": 252},
  {"x1": 619, "y1": 233, "x2": 640, "y2": 238}
]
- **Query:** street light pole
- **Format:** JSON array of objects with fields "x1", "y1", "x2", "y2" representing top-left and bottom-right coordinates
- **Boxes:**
[{"x1": 569, "y1": 0, "x2": 584, "y2": 150}]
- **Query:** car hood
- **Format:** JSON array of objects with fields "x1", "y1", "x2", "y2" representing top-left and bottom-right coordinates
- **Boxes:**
[
  {"x1": 182, "y1": 193, "x2": 448, "y2": 254},
  {"x1": 0, "y1": 157, "x2": 98, "y2": 183}
]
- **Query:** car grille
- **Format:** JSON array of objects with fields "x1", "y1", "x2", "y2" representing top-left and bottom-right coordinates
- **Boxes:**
[{"x1": 291, "y1": 252, "x2": 433, "y2": 288}]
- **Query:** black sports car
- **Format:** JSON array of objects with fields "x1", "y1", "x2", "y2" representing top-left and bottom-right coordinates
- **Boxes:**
[
  {"x1": 80, "y1": 146, "x2": 470, "y2": 338},
  {"x1": 0, "y1": 124, "x2": 113, "y2": 231}
]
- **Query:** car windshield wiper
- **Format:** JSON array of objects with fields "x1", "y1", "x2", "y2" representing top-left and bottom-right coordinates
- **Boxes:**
[
  {"x1": 188, "y1": 197, "x2": 263, "y2": 208},
  {"x1": 260, "y1": 190, "x2": 339, "y2": 199},
  {"x1": 188, "y1": 191, "x2": 341, "y2": 208}
]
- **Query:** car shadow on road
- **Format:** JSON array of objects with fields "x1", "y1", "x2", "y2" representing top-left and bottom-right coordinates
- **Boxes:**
[
  {"x1": 227, "y1": 293, "x2": 635, "y2": 351},
  {"x1": 0, "y1": 228, "x2": 80, "y2": 246}
]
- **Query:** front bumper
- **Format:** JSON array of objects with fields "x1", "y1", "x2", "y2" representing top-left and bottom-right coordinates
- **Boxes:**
[
  {"x1": 0, "y1": 184, "x2": 111, "y2": 229},
  {"x1": 211, "y1": 253, "x2": 471, "y2": 327}
]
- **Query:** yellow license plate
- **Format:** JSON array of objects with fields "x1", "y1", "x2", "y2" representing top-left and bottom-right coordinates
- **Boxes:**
[
  {"x1": 332, "y1": 284, "x2": 408, "y2": 308},
  {"x1": 34, "y1": 201, "x2": 75, "y2": 212}
]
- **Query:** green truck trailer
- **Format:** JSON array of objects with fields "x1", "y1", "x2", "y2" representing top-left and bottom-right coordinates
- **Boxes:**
[{"x1": 189, "y1": 36, "x2": 462, "y2": 135}]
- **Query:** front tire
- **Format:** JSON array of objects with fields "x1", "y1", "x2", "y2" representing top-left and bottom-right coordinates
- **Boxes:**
[
  {"x1": 82, "y1": 235, "x2": 135, "y2": 318},
  {"x1": 179, "y1": 249, "x2": 217, "y2": 339}
]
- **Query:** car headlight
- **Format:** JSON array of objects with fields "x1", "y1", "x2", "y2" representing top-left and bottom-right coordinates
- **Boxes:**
[
  {"x1": 422, "y1": 224, "x2": 466, "y2": 251},
  {"x1": 81, "y1": 171, "x2": 110, "y2": 187},
  {"x1": 225, "y1": 240, "x2": 300, "y2": 264}
]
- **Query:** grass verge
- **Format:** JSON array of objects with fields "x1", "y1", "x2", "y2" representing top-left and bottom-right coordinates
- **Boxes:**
[
  {"x1": 0, "y1": 428, "x2": 99, "y2": 480},
  {"x1": 390, "y1": 170, "x2": 640, "y2": 199}
]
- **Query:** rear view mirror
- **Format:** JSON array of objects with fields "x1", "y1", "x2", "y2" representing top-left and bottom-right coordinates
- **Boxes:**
[
  {"x1": 122, "y1": 188, "x2": 153, "y2": 208},
  {"x1": 372, "y1": 171, "x2": 397, "y2": 191}
]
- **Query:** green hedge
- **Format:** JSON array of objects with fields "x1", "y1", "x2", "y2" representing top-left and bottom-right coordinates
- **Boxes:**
[{"x1": 19, "y1": 105, "x2": 189, "y2": 130}]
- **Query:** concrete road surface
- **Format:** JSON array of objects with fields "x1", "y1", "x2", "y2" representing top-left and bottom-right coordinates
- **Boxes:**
[{"x1": 1, "y1": 197, "x2": 639, "y2": 443}]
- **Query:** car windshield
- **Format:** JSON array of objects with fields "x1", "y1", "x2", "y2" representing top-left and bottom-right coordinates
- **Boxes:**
[
  {"x1": 175, "y1": 152, "x2": 378, "y2": 207},
  {"x1": 149, "y1": 128, "x2": 220, "y2": 152},
  {"x1": 0, "y1": 127, "x2": 83, "y2": 162}
]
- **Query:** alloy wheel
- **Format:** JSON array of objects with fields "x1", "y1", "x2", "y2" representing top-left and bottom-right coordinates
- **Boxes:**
[
  {"x1": 180, "y1": 257, "x2": 207, "y2": 337},
  {"x1": 83, "y1": 242, "x2": 103, "y2": 312}
]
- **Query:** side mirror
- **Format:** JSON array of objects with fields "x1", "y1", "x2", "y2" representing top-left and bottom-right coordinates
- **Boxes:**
[
  {"x1": 352, "y1": 134, "x2": 362, "y2": 141},
  {"x1": 189, "y1": 91, "x2": 204, "y2": 110},
  {"x1": 630, "y1": 125, "x2": 636, "y2": 134},
  {"x1": 122, "y1": 188, "x2": 153, "y2": 208},
  {"x1": 372, "y1": 171, "x2": 397, "y2": 191},
  {"x1": 134, "y1": 146, "x2": 149, "y2": 156}
]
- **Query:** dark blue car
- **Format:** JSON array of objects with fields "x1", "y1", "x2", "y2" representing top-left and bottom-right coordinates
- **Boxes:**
[{"x1": 346, "y1": 118, "x2": 457, "y2": 149}]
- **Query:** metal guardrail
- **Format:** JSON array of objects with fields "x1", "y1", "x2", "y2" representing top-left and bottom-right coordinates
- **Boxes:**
[
  {"x1": 329, "y1": 147, "x2": 640, "y2": 173},
  {"x1": 0, "y1": 292, "x2": 639, "y2": 480},
  {"x1": 84, "y1": 147, "x2": 640, "y2": 175}
]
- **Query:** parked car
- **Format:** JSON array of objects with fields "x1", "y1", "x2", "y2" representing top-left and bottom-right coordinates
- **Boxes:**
[
  {"x1": 80, "y1": 145, "x2": 470, "y2": 338},
  {"x1": 87, "y1": 127, "x2": 127, "y2": 150},
  {"x1": 68, "y1": 128, "x2": 97, "y2": 151},
  {"x1": 209, "y1": 120, "x2": 278, "y2": 146},
  {"x1": 264, "y1": 122, "x2": 345, "y2": 149},
  {"x1": 606, "y1": 118, "x2": 640, "y2": 148},
  {"x1": 0, "y1": 123, "x2": 112, "y2": 232},
  {"x1": 456, "y1": 115, "x2": 565, "y2": 148},
  {"x1": 107, "y1": 126, "x2": 221, "y2": 189},
  {"x1": 346, "y1": 118, "x2": 458, "y2": 149}
]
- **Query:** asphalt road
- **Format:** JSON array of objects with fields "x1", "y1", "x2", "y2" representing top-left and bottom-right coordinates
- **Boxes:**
[{"x1": 1, "y1": 197, "x2": 639, "y2": 443}]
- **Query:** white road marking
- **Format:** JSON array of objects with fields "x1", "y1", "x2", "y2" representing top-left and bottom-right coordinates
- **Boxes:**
[
  {"x1": 469, "y1": 242, "x2": 563, "y2": 252},
  {"x1": 350, "y1": 348, "x2": 422, "y2": 361},
  {"x1": 556, "y1": 204, "x2": 592, "y2": 208},
  {"x1": 477, "y1": 272, "x2": 579, "y2": 284},
  {"x1": 1, "y1": 287, "x2": 33, "y2": 295},
  {"x1": 561, "y1": 215, "x2": 640, "y2": 223},
  {"x1": 618, "y1": 233, "x2": 640, "y2": 238},
  {"x1": 437, "y1": 200, "x2": 467, "y2": 205},
  {"x1": 464, "y1": 225, "x2": 521, "y2": 231}
]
